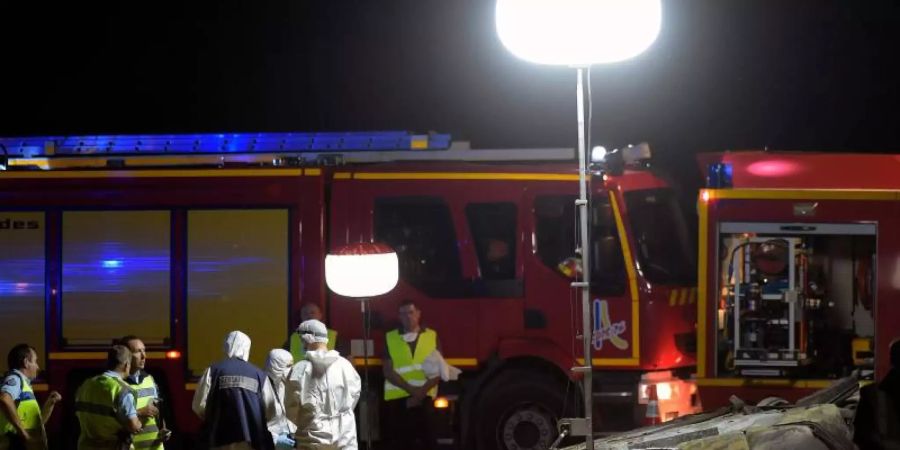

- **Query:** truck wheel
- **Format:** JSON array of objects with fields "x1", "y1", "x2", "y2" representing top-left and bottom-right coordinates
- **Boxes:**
[{"x1": 476, "y1": 372, "x2": 572, "y2": 450}]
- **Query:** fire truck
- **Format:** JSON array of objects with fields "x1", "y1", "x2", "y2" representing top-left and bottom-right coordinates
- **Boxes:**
[
  {"x1": 0, "y1": 131, "x2": 698, "y2": 450},
  {"x1": 696, "y1": 151, "x2": 900, "y2": 408}
]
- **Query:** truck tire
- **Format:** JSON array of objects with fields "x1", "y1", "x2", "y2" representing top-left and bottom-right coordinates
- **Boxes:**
[{"x1": 475, "y1": 371, "x2": 574, "y2": 450}]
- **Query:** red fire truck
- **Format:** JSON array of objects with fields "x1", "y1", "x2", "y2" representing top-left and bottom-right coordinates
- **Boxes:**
[
  {"x1": 696, "y1": 151, "x2": 900, "y2": 408},
  {"x1": 0, "y1": 132, "x2": 698, "y2": 450}
]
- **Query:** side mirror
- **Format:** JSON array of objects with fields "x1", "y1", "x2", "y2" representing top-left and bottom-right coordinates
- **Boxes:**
[{"x1": 604, "y1": 150, "x2": 625, "y2": 175}]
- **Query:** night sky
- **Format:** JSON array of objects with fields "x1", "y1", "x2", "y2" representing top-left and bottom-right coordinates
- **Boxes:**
[{"x1": 3, "y1": 1, "x2": 900, "y2": 186}]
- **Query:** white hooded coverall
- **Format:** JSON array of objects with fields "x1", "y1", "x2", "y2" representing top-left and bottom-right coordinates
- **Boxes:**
[
  {"x1": 286, "y1": 321, "x2": 361, "y2": 450},
  {"x1": 264, "y1": 349, "x2": 297, "y2": 445},
  {"x1": 192, "y1": 330, "x2": 279, "y2": 450}
]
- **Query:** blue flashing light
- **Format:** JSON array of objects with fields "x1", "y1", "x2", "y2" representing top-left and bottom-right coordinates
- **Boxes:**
[
  {"x1": 0, "y1": 281, "x2": 39, "y2": 295},
  {"x1": 706, "y1": 163, "x2": 733, "y2": 188},
  {"x1": 101, "y1": 259, "x2": 123, "y2": 269}
]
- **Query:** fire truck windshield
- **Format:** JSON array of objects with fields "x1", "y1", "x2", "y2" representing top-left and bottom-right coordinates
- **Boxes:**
[{"x1": 623, "y1": 188, "x2": 695, "y2": 285}]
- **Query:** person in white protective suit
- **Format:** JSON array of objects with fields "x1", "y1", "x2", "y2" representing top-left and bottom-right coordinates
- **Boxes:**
[
  {"x1": 265, "y1": 349, "x2": 298, "y2": 449},
  {"x1": 285, "y1": 320, "x2": 361, "y2": 450}
]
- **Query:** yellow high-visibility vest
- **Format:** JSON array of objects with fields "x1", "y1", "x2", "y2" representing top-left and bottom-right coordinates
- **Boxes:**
[
  {"x1": 129, "y1": 373, "x2": 163, "y2": 450},
  {"x1": 384, "y1": 329, "x2": 437, "y2": 401},
  {"x1": 0, "y1": 372, "x2": 43, "y2": 450},
  {"x1": 75, "y1": 375, "x2": 134, "y2": 450}
]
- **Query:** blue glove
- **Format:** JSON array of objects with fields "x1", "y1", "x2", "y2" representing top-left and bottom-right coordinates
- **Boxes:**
[{"x1": 275, "y1": 434, "x2": 295, "y2": 449}]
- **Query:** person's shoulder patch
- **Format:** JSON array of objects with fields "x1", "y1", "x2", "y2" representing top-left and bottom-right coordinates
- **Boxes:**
[{"x1": 4, "y1": 376, "x2": 19, "y2": 387}]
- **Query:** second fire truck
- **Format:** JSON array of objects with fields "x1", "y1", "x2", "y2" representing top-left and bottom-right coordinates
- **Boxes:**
[{"x1": 695, "y1": 151, "x2": 900, "y2": 408}]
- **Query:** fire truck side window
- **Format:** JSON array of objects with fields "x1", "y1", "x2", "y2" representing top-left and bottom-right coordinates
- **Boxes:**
[
  {"x1": 374, "y1": 197, "x2": 465, "y2": 297},
  {"x1": 534, "y1": 195, "x2": 626, "y2": 296},
  {"x1": 623, "y1": 189, "x2": 695, "y2": 285},
  {"x1": 61, "y1": 211, "x2": 171, "y2": 346},
  {"x1": 466, "y1": 203, "x2": 517, "y2": 280},
  {"x1": 465, "y1": 202, "x2": 523, "y2": 297},
  {"x1": 591, "y1": 199, "x2": 627, "y2": 296},
  {"x1": 534, "y1": 195, "x2": 577, "y2": 274}
]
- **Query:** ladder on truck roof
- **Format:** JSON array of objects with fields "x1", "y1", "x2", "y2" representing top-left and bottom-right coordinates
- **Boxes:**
[{"x1": 0, "y1": 131, "x2": 575, "y2": 170}]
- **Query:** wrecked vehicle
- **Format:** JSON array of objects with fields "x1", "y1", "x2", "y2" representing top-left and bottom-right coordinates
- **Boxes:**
[{"x1": 561, "y1": 374, "x2": 860, "y2": 449}]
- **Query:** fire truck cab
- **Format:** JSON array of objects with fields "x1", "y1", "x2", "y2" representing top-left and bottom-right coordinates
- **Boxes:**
[
  {"x1": 696, "y1": 151, "x2": 900, "y2": 408},
  {"x1": 328, "y1": 143, "x2": 701, "y2": 447},
  {"x1": 0, "y1": 132, "x2": 698, "y2": 450}
]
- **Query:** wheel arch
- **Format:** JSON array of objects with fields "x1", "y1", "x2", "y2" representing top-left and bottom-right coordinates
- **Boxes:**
[{"x1": 459, "y1": 338, "x2": 582, "y2": 447}]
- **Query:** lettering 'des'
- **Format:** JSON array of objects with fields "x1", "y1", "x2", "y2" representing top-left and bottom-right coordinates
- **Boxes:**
[{"x1": 0, "y1": 218, "x2": 40, "y2": 230}]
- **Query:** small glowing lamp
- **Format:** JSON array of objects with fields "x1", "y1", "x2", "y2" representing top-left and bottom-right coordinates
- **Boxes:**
[
  {"x1": 434, "y1": 396, "x2": 450, "y2": 409},
  {"x1": 591, "y1": 145, "x2": 608, "y2": 162},
  {"x1": 325, "y1": 242, "x2": 398, "y2": 298}
]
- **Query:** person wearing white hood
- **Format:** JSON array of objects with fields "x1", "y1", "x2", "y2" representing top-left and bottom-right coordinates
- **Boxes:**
[
  {"x1": 192, "y1": 331, "x2": 278, "y2": 450},
  {"x1": 285, "y1": 319, "x2": 361, "y2": 450},
  {"x1": 264, "y1": 349, "x2": 297, "y2": 449}
]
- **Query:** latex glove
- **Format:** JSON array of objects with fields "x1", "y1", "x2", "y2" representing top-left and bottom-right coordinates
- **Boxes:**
[{"x1": 275, "y1": 433, "x2": 295, "y2": 449}]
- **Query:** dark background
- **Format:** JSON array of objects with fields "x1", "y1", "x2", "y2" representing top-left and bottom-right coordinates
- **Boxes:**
[{"x1": 3, "y1": 1, "x2": 900, "y2": 188}]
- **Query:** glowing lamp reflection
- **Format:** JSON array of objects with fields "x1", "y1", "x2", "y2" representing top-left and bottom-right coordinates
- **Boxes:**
[
  {"x1": 101, "y1": 259, "x2": 123, "y2": 269},
  {"x1": 433, "y1": 397, "x2": 450, "y2": 409},
  {"x1": 746, "y1": 160, "x2": 800, "y2": 177},
  {"x1": 656, "y1": 382, "x2": 672, "y2": 400},
  {"x1": 641, "y1": 382, "x2": 673, "y2": 401}
]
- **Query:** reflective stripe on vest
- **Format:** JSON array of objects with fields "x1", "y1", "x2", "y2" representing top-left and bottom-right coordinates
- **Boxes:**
[
  {"x1": 130, "y1": 374, "x2": 163, "y2": 450},
  {"x1": 289, "y1": 329, "x2": 337, "y2": 360},
  {"x1": 0, "y1": 372, "x2": 43, "y2": 449},
  {"x1": 75, "y1": 375, "x2": 133, "y2": 450},
  {"x1": 384, "y1": 329, "x2": 437, "y2": 401}
]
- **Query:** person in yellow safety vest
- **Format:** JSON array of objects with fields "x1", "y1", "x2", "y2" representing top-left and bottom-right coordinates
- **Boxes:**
[
  {"x1": 0, "y1": 344, "x2": 61, "y2": 450},
  {"x1": 288, "y1": 303, "x2": 337, "y2": 361},
  {"x1": 120, "y1": 336, "x2": 171, "y2": 450},
  {"x1": 382, "y1": 299, "x2": 440, "y2": 450},
  {"x1": 74, "y1": 345, "x2": 143, "y2": 450}
]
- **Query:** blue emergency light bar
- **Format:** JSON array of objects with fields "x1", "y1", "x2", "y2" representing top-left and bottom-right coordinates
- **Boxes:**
[
  {"x1": 706, "y1": 162, "x2": 733, "y2": 188},
  {"x1": 0, "y1": 131, "x2": 451, "y2": 157}
]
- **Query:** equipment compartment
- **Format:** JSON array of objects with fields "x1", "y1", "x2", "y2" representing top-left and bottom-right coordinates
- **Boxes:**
[{"x1": 715, "y1": 222, "x2": 876, "y2": 379}]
